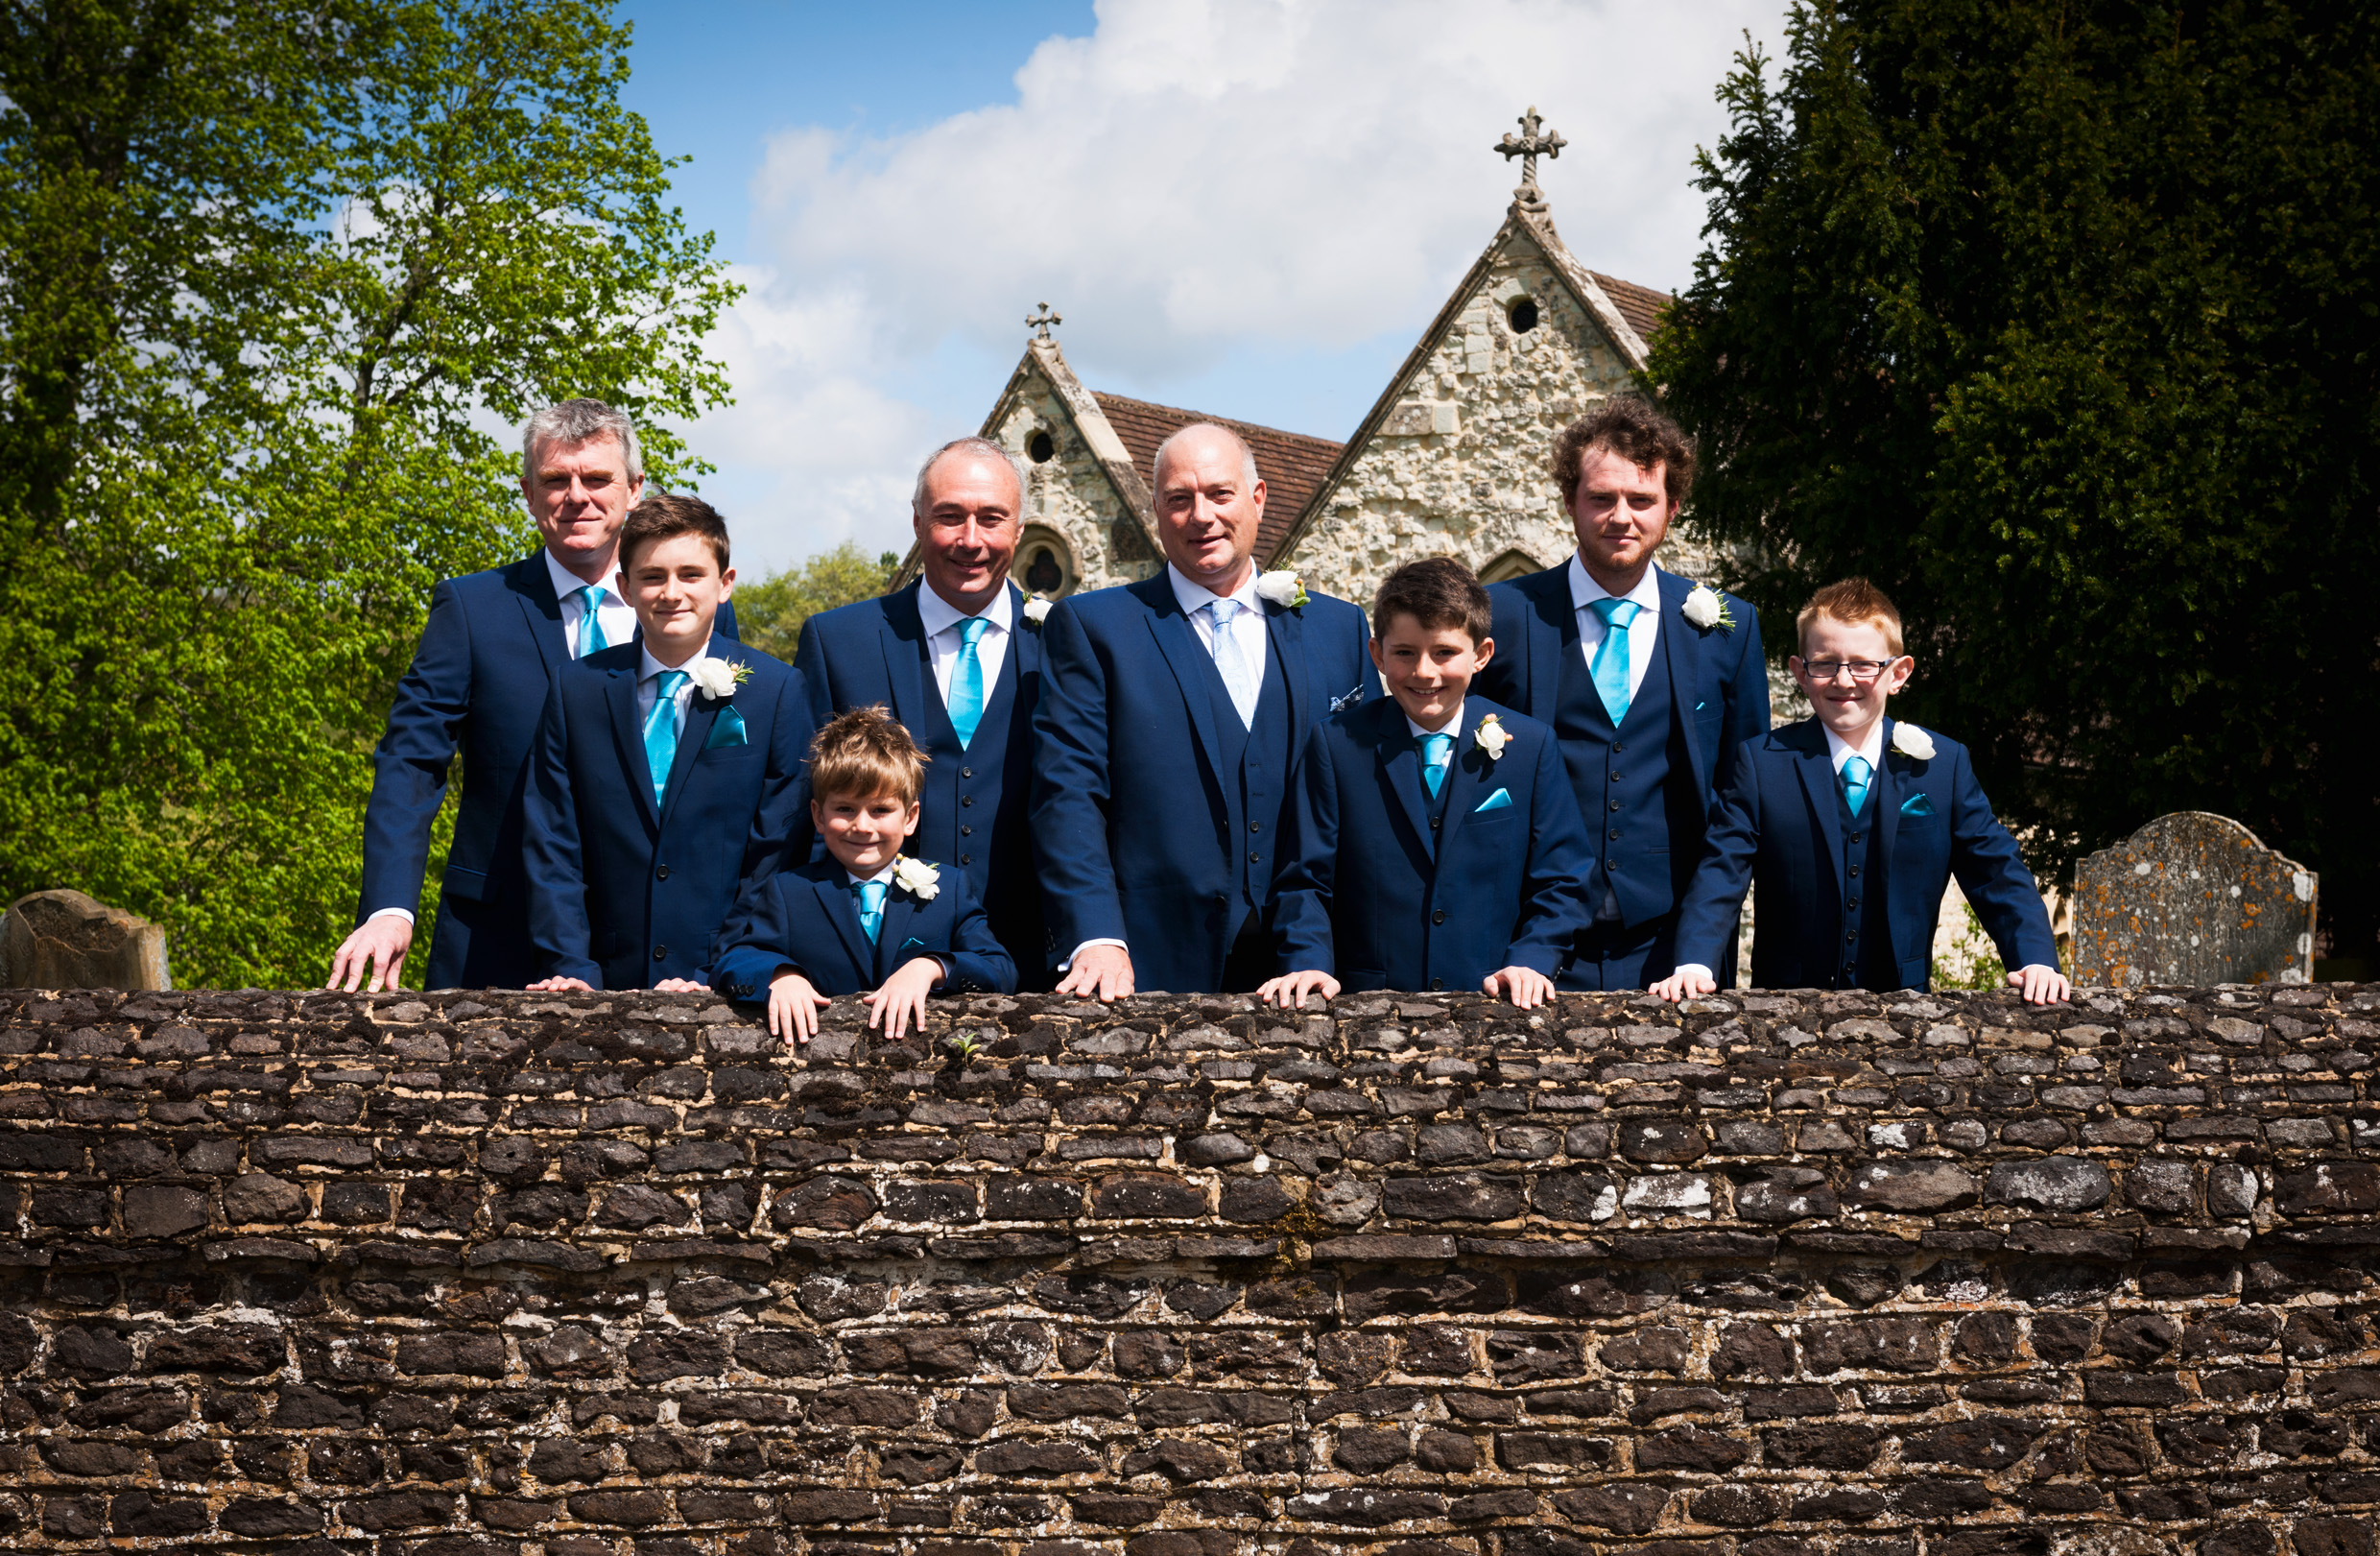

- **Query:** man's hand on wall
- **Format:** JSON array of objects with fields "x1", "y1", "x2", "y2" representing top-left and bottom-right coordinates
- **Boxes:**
[
  {"x1": 327, "y1": 916, "x2": 412, "y2": 993},
  {"x1": 1057, "y1": 944, "x2": 1134, "y2": 1003}
]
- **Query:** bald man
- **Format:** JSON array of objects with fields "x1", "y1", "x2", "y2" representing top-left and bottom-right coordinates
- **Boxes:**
[{"x1": 1032, "y1": 422, "x2": 1373, "y2": 997}]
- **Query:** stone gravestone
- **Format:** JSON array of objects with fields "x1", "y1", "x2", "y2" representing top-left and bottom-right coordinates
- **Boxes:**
[
  {"x1": 2073, "y1": 812, "x2": 2316, "y2": 987},
  {"x1": 0, "y1": 889, "x2": 172, "y2": 990}
]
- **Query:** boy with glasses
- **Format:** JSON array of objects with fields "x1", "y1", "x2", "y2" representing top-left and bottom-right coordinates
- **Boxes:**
[{"x1": 1653, "y1": 579, "x2": 2066, "y2": 1004}]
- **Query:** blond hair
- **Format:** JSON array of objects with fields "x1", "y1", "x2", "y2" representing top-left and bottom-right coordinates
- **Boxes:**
[{"x1": 808, "y1": 706, "x2": 926, "y2": 804}]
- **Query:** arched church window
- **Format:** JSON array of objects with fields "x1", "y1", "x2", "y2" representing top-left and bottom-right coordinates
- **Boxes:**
[{"x1": 1479, "y1": 548, "x2": 1540, "y2": 584}]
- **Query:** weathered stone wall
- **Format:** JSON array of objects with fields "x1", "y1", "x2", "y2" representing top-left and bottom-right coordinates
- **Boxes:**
[
  {"x1": 1278, "y1": 227, "x2": 1721, "y2": 604},
  {"x1": 1, "y1": 983, "x2": 2376, "y2": 1556}
]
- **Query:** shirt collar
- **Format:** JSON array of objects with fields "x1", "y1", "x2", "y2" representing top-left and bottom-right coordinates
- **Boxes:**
[
  {"x1": 1567, "y1": 552, "x2": 1663, "y2": 613},
  {"x1": 917, "y1": 578, "x2": 1014, "y2": 640},
  {"x1": 843, "y1": 860, "x2": 898, "y2": 888},
  {"x1": 546, "y1": 546, "x2": 616, "y2": 606},
  {"x1": 1822, "y1": 719, "x2": 1888, "y2": 773},
  {"x1": 1403, "y1": 699, "x2": 1465, "y2": 744},
  {"x1": 640, "y1": 637, "x2": 715, "y2": 683},
  {"x1": 1169, "y1": 562, "x2": 1260, "y2": 618}
]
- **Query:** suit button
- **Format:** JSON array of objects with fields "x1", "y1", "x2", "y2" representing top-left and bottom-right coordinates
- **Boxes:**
[
  {"x1": 1429, "y1": 977, "x2": 1443, "y2": 991},
  {"x1": 960, "y1": 825, "x2": 973, "y2": 836},
  {"x1": 961, "y1": 767, "x2": 973, "y2": 778},
  {"x1": 1433, "y1": 910, "x2": 1446, "y2": 924},
  {"x1": 655, "y1": 865, "x2": 670, "y2": 879},
  {"x1": 1847, "y1": 897, "x2": 1860, "y2": 909},
  {"x1": 1847, "y1": 865, "x2": 1860, "y2": 877},
  {"x1": 1608, "y1": 828, "x2": 1621, "y2": 840},
  {"x1": 1849, "y1": 832, "x2": 1862, "y2": 845},
  {"x1": 961, "y1": 854, "x2": 972, "y2": 866},
  {"x1": 1845, "y1": 930, "x2": 1857, "y2": 944},
  {"x1": 1608, "y1": 801, "x2": 1621, "y2": 811},
  {"x1": 961, "y1": 795, "x2": 974, "y2": 807},
  {"x1": 1215, "y1": 893, "x2": 1228, "y2": 906},
  {"x1": 1611, "y1": 742, "x2": 1625, "y2": 753},
  {"x1": 654, "y1": 946, "x2": 669, "y2": 960},
  {"x1": 1250, "y1": 822, "x2": 1261, "y2": 832},
  {"x1": 1249, "y1": 851, "x2": 1262, "y2": 863},
  {"x1": 1430, "y1": 815, "x2": 1441, "y2": 829}
]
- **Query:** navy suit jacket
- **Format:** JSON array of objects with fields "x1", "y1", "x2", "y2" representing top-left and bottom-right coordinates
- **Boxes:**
[
  {"x1": 520, "y1": 634, "x2": 806, "y2": 990},
  {"x1": 711, "y1": 857, "x2": 1016, "y2": 1000},
  {"x1": 794, "y1": 579, "x2": 1044, "y2": 983},
  {"x1": 358, "y1": 548, "x2": 736, "y2": 989},
  {"x1": 1032, "y1": 570, "x2": 1373, "y2": 993},
  {"x1": 1474, "y1": 562, "x2": 1768, "y2": 926},
  {"x1": 1270, "y1": 697, "x2": 1599, "y2": 992},
  {"x1": 1673, "y1": 717, "x2": 2060, "y2": 990}
]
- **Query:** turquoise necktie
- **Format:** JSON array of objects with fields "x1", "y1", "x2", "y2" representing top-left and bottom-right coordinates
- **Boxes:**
[
  {"x1": 1589, "y1": 598, "x2": 1640, "y2": 726},
  {"x1": 1419, "y1": 731, "x2": 1454, "y2": 799},
  {"x1": 853, "y1": 879, "x2": 887, "y2": 944},
  {"x1": 948, "y1": 616, "x2": 988, "y2": 748},
  {"x1": 642, "y1": 669, "x2": 688, "y2": 806},
  {"x1": 1842, "y1": 753, "x2": 1873, "y2": 818},
  {"x1": 573, "y1": 585, "x2": 610, "y2": 657}
]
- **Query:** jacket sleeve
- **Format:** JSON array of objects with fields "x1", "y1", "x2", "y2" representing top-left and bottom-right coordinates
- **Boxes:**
[
  {"x1": 1028, "y1": 601, "x2": 1128, "y2": 959},
  {"x1": 1945, "y1": 750, "x2": 2061, "y2": 971},
  {"x1": 1502, "y1": 730, "x2": 1600, "y2": 976},
  {"x1": 710, "y1": 878, "x2": 808, "y2": 999},
  {"x1": 357, "y1": 577, "x2": 475, "y2": 920},
  {"x1": 1672, "y1": 736, "x2": 1766, "y2": 970},
  {"x1": 940, "y1": 888, "x2": 1019, "y2": 994},
  {"x1": 1712, "y1": 593, "x2": 1772, "y2": 802},
  {"x1": 1265, "y1": 722, "x2": 1342, "y2": 975},
  {"x1": 519, "y1": 682, "x2": 601, "y2": 986}
]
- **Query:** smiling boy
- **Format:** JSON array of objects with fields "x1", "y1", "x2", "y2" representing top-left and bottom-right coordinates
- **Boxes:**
[
  {"x1": 1654, "y1": 578, "x2": 2067, "y2": 1004},
  {"x1": 1261, "y1": 558, "x2": 1597, "y2": 1009},
  {"x1": 520, "y1": 494, "x2": 812, "y2": 991},
  {"x1": 710, "y1": 706, "x2": 1014, "y2": 1043}
]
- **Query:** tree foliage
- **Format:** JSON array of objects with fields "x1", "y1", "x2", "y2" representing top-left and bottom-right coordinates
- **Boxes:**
[
  {"x1": 1651, "y1": 0, "x2": 2380, "y2": 956},
  {"x1": 0, "y1": 0, "x2": 737, "y2": 987},
  {"x1": 735, "y1": 543, "x2": 903, "y2": 663}
]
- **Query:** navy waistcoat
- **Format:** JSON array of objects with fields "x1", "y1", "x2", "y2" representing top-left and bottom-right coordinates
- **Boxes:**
[
  {"x1": 1194, "y1": 630, "x2": 1293, "y2": 916},
  {"x1": 1554, "y1": 624, "x2": 1680, "y2": 922},
  {"x1": 1831, "y1": 775, "x2": 1895, "y2": 989}
]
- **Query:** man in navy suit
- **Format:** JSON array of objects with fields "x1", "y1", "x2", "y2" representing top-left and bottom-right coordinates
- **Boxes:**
[
  {"x1": 1263, "y1": 558, "x2": 1597, "y2": 1005},
  {"x1": 519, "y1": 494, "x2": 811, "y2": 991},
  {"x1": 328, "y1": 399, "x2": 739, "y2": 992},
  {"x1": 795, "y1": 437, "x2": 1045, "y2": 986},
  {"x1": 1655, "y1": 578, "x2": 2066, "y2": 1002},
  {"x1": 1472, "y1": 397, "x2": 1770, "y2": 990},
  {"x1": 1034, "y1": 422, "x2": 1373, "y2": 997}
]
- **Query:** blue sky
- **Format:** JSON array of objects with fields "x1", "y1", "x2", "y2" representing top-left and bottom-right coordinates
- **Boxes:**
[{"x1": 613, "y1": 0, "x2": 1788, "y2": 573}]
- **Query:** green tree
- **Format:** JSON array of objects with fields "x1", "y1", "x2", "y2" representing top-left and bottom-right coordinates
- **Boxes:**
[
  {"x1": 735, "y1": 542, "x2": 902, "y2": 662},
  {"x1": 0, "y1": 0, "x2": 737, "y2": 987},
  {"x1": 1652, "y1": 1, "x2": 2380, "y2": 959}
]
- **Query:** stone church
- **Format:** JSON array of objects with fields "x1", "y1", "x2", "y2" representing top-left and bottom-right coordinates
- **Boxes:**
[{"x1": 900, "y1": 110, "x2": 1722, "y2": 604}]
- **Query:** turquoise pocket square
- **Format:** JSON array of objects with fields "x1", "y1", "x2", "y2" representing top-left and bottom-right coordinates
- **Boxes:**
[
  {"x1": 1475, "y1": 788, "x2": 1512, "y2": 813},
  {"x1": 705, "y1": 706, "x2": 749, "y2": 750},
  {"x1": 1900, "y1": 792, "x2": 1935, "y2": 818}
]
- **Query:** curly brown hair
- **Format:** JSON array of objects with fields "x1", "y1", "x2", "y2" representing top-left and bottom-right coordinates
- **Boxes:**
[{"x1": 1550, "y1": 396, "x2": 1695, "y2": 511}]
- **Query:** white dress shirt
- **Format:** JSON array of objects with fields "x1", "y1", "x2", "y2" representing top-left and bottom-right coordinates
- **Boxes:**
[
  {"x1": 1823, "y1": 720, "x2": 1888, "y2": 777},
  {"x1": 547, "y1": 548, "x2": 638, "y2": 659},
  {"x1": 845, "y1": 861, "x2": 897, "y2": 890},
  {"x1": 636, "y1": 644, "x2": 702, "y2": 738},
  {"x1": 1405, "y1": 701, "x2": 1465, "y2": 744},
  {"x1": 1567, "y1": 551, "x2": 1662, "y2": 699},
  {"x1": 916, "y1": 581, "x2": 1014, "y2": 706}
]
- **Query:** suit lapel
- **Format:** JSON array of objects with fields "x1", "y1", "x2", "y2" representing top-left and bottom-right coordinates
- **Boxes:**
[
  {"x1": 1006, "y1": 580, "x2": 1043, "y2": 683},
  {"x1": 875, "y1": 883, "x2": 922, "y2": 982},
  {"x1": 1374, "y1": 709, "x2": 1437, "y2": 862},
  {"x1": 810, "y1": 871, "x2": 872, "y2": 982},
  {"x1": 513, "y1": 551, "x2": 568, "y2": 676},
  {"x1": 1141, "y1": 578, "x2": 1226, "y2": 783},
  {"x1": 1874, "y1": 717, "x2": 1904, "y2": 873},
  {"x1": 1436, "y1": 714, "x2": 1491, "y2": 855},
  {"x1": 879, "y1": 583, "x2": 934, "y2": 730},
  {"x1": 607, "y1": 661, "x2": 661, "y2": 831},
  {"x1": 657, "y1": 635, "x2": 731, "y2": 826},
  {"x1": 1263, "y1": 595, "x2": 1306, "y2": 735},
  {"x1": 1790, "y1": 724, "x2": 1846, "y2": 873},
  {"x1": 1655, "y1": 568, "x2": 1710, "y2": 796}
]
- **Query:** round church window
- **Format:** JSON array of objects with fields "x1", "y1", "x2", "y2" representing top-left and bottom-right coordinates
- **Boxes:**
[
  {"x1": 1027, "y1": 429, "x2": 1056, "y2": 464},
  {"x1": 1507, "y1": 297, "x2": 1539, "y2": 334}
]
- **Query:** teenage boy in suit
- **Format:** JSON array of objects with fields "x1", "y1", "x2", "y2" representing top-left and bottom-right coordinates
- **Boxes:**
[
  {"x1": 712, "y1": 706, "x2": 1016, "y2": 1043},
  {"x1": 1260, "y1": 558, "x2": 1598, "y2": 1009},
  {"x1": 795, "y1": 437, "x2": 1046, "y2": 985},
  {"x1": 1471, "y1": 396, "x2": 1769, "y2": 991},
  {"x1": 1653, "y1": 579, "x2": 2068, "y2": 1004},
  {"x1": 520, "y1": 493, "x2": 811, "y2": 991}
]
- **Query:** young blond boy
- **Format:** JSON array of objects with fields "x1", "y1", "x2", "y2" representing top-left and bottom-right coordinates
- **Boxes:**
[
  {"x1": 711, "y1": 706, "x2": 1015, "y2": 1042},
  {"x1": 1654, "y1": 578, "x2": 2067, "y2": 1004}
]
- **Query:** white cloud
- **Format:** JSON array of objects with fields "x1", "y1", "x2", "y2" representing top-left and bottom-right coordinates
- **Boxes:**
[{"x1": 698, "y1": 0, "x2": 1788, "y2": 573}]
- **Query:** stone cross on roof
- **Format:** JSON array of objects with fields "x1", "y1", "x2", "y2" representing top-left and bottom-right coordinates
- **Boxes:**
[
  {"x1": 1027, "y1": 301, "x2": 1061, "y2": 340},
  {"x1": 1494, "y1": 106, "x2": 1565, "y2": 214}
]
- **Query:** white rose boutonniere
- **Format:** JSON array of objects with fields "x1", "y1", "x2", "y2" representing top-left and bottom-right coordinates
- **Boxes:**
[
  {"x1": 1473, "y1": 713, "x2": 1511, "y2": 762},
  {"x1": 1891, "y1": 723, "x2": 1937, "y2": 760},
  {"x1": 892, "y1": 855, "x2": 940, "y2": 901},
  {"x1": 1254, "y1": 570, "x2": 1310, "y2": 610},
  {"x1": 1021, "y1": 596, "x2": 1053, "y2": 625},
  {"x1": 1681, "y1": 584, "x2": 1737, "y2": 634},
  {"x1": 685, "y1": 657, "x2": 752, "y2": 701}
]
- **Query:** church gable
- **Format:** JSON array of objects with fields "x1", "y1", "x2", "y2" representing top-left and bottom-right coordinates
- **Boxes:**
[{"x1": 970, "y1": 331, "x2": 1164, "y2": 598}]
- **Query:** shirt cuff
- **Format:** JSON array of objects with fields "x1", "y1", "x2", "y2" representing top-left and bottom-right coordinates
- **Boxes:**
[
  {"x1": 1672, "y1": 964, "x2": 1716, "y2": 985},
  {"x1": 1059, "y1": 938, "x2": 1128, "y2": 971},
  {"x1": 367, "y1": 908, "x2": 416, "y2": 926}
]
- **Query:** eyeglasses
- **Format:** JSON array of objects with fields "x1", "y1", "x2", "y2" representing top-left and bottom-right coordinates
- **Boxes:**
[{"x1": 1801, "y1": 658, "x2": 1895, "y2": 682}]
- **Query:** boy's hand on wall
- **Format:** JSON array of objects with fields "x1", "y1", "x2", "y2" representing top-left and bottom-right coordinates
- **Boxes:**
[
  {"x1": 2009, "y1": 964, "x2": 2071, "y2": 1006},
  {"x1": 867, "y1": 957, "x2": 944, "y2": 1040},
  {"x1": 1484, "y1": 967, "x2": 1555, "y2": 1009},
  {"x1": 1650, "y1": 965, "x2": 1718, "y2": 1003},
  {"x1": 768, "y1": 969, "x2": 830, "y2": 1044},
  {"x1": 1258, "y1": 970, "x2": 1341, "y2": 1010}
]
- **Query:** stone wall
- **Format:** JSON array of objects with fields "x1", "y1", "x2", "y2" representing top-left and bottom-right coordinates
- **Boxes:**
[{"x1": 0, "y1": 983, "x2": 2376, "y2": 1556}]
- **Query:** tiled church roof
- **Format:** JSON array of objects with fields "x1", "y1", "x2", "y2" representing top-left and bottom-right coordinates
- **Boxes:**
[
  {"x1": 1090, "y1": 393, "x2": 1345, "y2": 567},
  {"x1": 1587, "y1": 271, "x2": 1672, "y2": 346}
]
